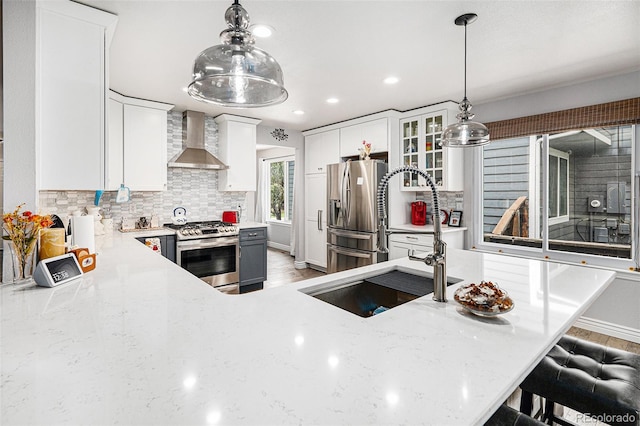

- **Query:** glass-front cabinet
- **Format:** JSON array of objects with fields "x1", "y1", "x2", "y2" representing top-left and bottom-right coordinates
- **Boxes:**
[{"x1": 400, "y1": 108, "x2": 463, "y2": 191}]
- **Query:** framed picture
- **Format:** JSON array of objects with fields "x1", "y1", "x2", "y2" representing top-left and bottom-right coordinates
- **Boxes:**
[{"x1": 448, "y1": 210, "x2": 462, "y2": 227}]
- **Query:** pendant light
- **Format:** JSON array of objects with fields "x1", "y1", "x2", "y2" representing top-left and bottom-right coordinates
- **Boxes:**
[
  {"x1": 187, "y1": 0, "x2": 288, "y2": 108},
  {"x1": 441, "y1": 13, "x2": 490, "y2": 147}
]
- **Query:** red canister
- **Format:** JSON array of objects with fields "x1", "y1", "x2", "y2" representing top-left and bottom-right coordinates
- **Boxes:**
[{"x1": 411, "y1": 201, "x2": 427, "y2": 226}]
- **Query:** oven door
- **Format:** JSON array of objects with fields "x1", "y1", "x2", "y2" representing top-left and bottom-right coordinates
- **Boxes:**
[{"x1": 176, "y1": 236, "x2": 239, "y2": 291}]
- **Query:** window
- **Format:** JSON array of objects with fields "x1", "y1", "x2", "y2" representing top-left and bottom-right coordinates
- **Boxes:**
[
  {"x1": 267, "y1": 157, "x2": 295, "y2": 222},
  {"x1": 548, "y1": 148, "x2": 569, "y2": 225},
  {"x1": 481, "y1": 125, "x2": 635, "y2": 264}
]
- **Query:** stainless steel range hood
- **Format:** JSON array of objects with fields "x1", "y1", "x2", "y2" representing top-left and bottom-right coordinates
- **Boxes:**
[{"x1": 168, "y1": 110, "x2": 228, "y2": 170}]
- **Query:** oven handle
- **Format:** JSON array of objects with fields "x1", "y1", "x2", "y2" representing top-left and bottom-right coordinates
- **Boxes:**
[{"x1": 177, "y1": 237, "x2": 239, "y2": 250}]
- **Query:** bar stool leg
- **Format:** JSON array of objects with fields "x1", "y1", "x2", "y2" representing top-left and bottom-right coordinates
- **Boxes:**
[{"x1": 520, "y1": 389, "x2": 534, "y2": 416}]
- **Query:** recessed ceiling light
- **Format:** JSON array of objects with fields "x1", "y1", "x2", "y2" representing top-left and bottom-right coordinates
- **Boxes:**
[
  {"x1": 326, "y1": 98, "x2": 339, "y2": 104},
  {"x1": 383, "y1": 76, "x2": 399, "y2": 85},
  {"x1": 182, "y1": 87, "x2": 189, "y2": 92},
  {"x1": 250, "y1": 24, "x2": 273, "y2": 38},
  {"x1": 293, "y1": 110, "x2": 305, "y2": 115}
]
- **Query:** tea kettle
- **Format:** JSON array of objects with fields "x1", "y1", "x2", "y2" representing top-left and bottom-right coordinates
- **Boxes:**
[{"x1": 171, "y1": 207, "x2": 188, "y2": 225}]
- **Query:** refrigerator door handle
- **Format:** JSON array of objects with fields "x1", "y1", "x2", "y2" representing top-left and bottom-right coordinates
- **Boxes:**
[
  {"x1": 341, "y1": 163, "x2": 349, "y2": 223},
  {"x1": 317, "y1": 210, "x2": 323, "y2": 230},
  {"x1": 328, "y1": 228, "x2": 373, "y2": 240},
  {"x1": 345, "y1": 163, "x2": 351, "y2": 223},
  {"x1": 328, "y1": 245, "x2": 373, "y2": 259}
]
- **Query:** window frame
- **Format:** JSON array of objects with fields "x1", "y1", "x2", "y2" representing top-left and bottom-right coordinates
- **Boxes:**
[
  {"x1": 547, "y1": 147, "x2": 570, "y2": 226},
  {"x1": 472, "y1": 125, "x2": 638, "y2": 271},
  {"x1": 265, "y1": 156, "x2": 295, "y2": 224}
]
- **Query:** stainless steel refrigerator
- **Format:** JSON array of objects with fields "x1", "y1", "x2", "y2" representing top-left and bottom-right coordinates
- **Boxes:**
[{"x1": 326, "y1": 160, "x2": 388, "y2": 273}]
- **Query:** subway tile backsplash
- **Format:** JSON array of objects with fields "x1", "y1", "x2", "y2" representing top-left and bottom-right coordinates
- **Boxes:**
[{"x1": 39, "y1": 112, "x2": 247, "y2": 227}]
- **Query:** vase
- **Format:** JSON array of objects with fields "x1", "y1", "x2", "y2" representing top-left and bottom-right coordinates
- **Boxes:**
[{"x1": 7, "y1": 241, "x2": 37, "y2": 284}]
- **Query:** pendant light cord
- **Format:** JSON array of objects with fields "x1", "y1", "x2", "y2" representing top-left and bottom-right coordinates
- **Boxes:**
[{"x1": 463, "y1": 20, "x2": 468, "y2": 100}]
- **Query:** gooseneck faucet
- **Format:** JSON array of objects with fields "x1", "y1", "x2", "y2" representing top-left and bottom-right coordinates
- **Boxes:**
[{"x1": 377, "y1": 166, "x2": 447, "y2": 302}]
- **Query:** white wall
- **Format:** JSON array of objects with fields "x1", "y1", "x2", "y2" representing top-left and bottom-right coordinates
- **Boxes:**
[
  {"x1": 579, "y1": 276, "x2": 640, "y2": 343},
  {"x1": 463, "y1": 70, "x2": 640, "y2": 341},
  {"x1": 249, "y1": 125, "x2": 304, "y2": 260},
  {"x1": 256, "y1": 146, "x2": 295, "y2": 252},
  {"x1": 3, "y1": 1, "x2": 38, "y2": 282},
  {"x1": 3, "y1": 0, "x2": 37, "y2": 211},
  {"x1": 475, "y1": 71, "x2": 640, "y2": 123}
]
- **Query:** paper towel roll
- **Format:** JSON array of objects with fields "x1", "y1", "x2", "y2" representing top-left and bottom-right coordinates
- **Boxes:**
[{"x1": 71, "y1": 216, "x2": 95, "y2": 254}]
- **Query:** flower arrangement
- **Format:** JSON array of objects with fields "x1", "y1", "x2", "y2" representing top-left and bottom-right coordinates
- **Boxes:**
[
  {"x1": 2, "y1": 204, "x2": 53, "y2": 281},
  {"x1": 360, "y1": 140, "x2": 372, "y2": 159}
]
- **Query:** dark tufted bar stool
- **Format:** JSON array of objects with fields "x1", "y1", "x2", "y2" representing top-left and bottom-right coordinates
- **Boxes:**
[
  {"x1": 485, "y1": 404, "x2": 547, "y2": 426},
  {"x1": 520, "y1": 334, "x2": 640, "y2": 426}
]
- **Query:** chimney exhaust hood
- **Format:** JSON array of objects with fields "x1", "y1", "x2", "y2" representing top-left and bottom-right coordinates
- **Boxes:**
[{"x1": 168, "y1": 110, "x2": 228, "y2": 169}]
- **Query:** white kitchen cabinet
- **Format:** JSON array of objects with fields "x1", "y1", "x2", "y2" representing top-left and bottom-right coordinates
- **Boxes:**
[
  {"x1": 387, "y1": 229, "x2": 465, "y2": 260},
  {"x1": 304, "y1": 129, "x2": 340, "y2": 174},
  {"x1": 107, "y1": 98, "x2": 124, "y2": 190},
  {"x1": 399, "y1": 108, "x2": 463, "y2": 191},
  {"x1": 215, "y1": 115, "x2": 262, "y2": 192},
  {"x1": 339, "y1": 118, "x2": 388, "y2": 157},
  {"x1": 38, "y1": 1, "x2": 117, "y2": 190},
  {"x1": 305, "y1": 173, "x2": 327, "y2": 268},
  {"x1": 107, "y1": 92, "x2": 173, "y2": 191}
]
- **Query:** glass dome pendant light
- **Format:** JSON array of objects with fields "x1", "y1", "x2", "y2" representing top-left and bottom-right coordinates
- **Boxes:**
[
  {"x1": 187, "y1": 0, "x2": 288, "y2": 108},
  {"x1": 441, "y1": 13, "x2": 490, "y2": 147}
]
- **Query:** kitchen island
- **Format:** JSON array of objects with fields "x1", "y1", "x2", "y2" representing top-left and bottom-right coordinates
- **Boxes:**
[{"x1": 1, "y1": 231, "x2": 615, "y2": 425}]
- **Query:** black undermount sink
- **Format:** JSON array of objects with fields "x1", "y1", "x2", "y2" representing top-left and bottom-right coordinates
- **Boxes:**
[{"x1": 302, "y1": 270, "x2": 462, "y2": 318}]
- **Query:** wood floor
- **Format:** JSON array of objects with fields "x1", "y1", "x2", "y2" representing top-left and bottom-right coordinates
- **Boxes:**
[
  {"x1": 263, "y1": 247, "x2": 324, "y2": 289},
  {"x1": 567, "y1": 326, "x2": 640, "y2": 354}
]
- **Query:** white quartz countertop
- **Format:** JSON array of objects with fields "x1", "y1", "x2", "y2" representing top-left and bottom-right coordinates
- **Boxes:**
[{"x1": 1, "y1": 231, "x2": 615, "y2": 425}]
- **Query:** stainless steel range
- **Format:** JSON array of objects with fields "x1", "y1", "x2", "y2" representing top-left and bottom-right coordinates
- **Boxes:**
[{"x1": 166, "y1": 221, "x2": 240, "y2": 294}]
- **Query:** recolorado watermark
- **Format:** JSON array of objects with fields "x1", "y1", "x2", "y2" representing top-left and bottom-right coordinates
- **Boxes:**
[{"x1": 576, "y1": 413, "x2": 637, "y2": 424}]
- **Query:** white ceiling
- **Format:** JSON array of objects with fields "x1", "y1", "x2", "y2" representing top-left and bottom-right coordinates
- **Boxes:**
[{"x1": 77, "y1": 0, "x2": 640, "y2": 132}]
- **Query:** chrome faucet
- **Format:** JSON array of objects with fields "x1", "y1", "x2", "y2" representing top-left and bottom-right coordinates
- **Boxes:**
[{"x1": 377, "y1": 166, "x2": 447, "y2": 302}]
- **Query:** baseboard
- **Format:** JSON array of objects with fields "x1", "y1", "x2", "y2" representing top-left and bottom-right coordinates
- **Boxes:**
[
  {"x1": 293, "y1": 260, "x2": 307, "y2": 270},
  {"x1": 267, "y1": 242, "x2": 290, "y2": 252},
  {"x1": 575, "y1": 316, "x2": 640, "y2": 344}
]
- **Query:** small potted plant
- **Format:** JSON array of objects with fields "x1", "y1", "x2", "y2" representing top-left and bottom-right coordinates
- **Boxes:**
[
  {"x1": 359, "y1": 140, "x2": 372, "y2": 160},
  {"x1": 2, "y1": 204, "x2": 53, "y2": 283}
]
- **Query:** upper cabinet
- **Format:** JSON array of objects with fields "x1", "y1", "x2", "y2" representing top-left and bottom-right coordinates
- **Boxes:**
[
  {"x1": 399, "y1": 105, "x2": 463, "y2": 191},
  {"x1": 339, "y1": 118, "x2": 388, "y2": 157},
  {"x1": 38, "y1": 1, "x2": 117, "y2": 190},
  {"x1": 215, "y1": 115, "x2": 261, "y2": 192},
  {"x1": 304, "y1": 130, "x2": 340, "y2": 174},
  {"x1": 107, "y1": 92, "x2": 173, "y2": 191}
]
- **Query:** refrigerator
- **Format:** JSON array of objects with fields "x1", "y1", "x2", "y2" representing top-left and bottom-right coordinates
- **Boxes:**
[{"x1": 326, "y1": 160, "x2": 388, "y2": 273}]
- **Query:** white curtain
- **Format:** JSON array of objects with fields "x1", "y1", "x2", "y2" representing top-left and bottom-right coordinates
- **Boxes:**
[
  {"x1": 290, "y1": 147, "x2": 304, "y2": 258},
  {"x1": 254, "y1": 158, "x2": 266, "y2": 223}
]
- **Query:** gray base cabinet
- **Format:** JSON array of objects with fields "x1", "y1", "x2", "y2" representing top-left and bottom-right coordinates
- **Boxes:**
[
  {"x1": 239, "y1": 227, "x2": 267, "y2": 293},
  {"x1": 135, "y1": 234, "x2": 176, "y2": 263}
]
